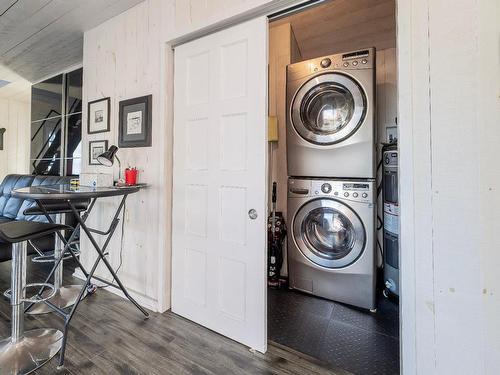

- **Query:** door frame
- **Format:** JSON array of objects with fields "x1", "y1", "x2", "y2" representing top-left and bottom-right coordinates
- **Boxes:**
[{"x1": 161, "y1": 0, "x2": 419, "y2": 372}]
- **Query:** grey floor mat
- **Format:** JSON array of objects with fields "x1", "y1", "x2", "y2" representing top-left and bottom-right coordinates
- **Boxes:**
[{"x1": 268, "y1": 288, "x2": 399, "y2": 375}]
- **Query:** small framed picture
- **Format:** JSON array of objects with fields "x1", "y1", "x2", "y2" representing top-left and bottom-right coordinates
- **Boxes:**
[
  {"x1": 88, "y1": 97, "x2": 110, "y2": 134},
  {"x1": 118, "y1": 95, "x2": 152, "y2": 148},
  {"x1": 89, "y1": 140, "x2": 108, "y2": 165}
]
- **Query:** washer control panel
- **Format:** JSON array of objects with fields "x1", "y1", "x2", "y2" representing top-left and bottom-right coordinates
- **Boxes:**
[
  {"x1": 314, "y1": 180, "x2": 374, "y2": 203},
  {"x1": 289, "y1": 178, "x2": 374, "y2": 203}
]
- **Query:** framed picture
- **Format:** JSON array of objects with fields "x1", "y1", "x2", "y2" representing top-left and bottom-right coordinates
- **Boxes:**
[
  {"x1": 89, "y1": 140, "x2": 108, "y2": 165},
  {"x1": 118, "y1": 95, "x2": 152, "y2": 148},
  {"x1": 88, "y1": 97, "x2": 110, "y2": 134}
]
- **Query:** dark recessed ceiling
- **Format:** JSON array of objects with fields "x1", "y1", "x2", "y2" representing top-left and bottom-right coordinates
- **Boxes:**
[{"x1": 271, "y1": 0, "x2": 396, "y2": 60}]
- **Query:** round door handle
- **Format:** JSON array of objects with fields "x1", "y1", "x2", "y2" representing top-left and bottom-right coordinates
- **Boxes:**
[{"x1": 248, "y1": 209, "x2": 258, "y2": 220}]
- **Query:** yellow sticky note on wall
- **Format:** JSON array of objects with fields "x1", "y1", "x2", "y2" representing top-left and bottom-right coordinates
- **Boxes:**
[{"x1": 268, "y1": 116, "x2": 278, "y2": 142}]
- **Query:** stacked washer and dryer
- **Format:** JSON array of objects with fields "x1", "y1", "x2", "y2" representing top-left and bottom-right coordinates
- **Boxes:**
[{"x1": 286, "y1": 48, "x2": 377, "y2": 310}]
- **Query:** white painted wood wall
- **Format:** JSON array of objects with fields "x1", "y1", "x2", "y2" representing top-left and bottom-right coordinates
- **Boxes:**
[
  {"x1": 0, "y1": 98, "x2": 30, "y2": 180},
  {"x1": 80, "y1": 0, "x2": 172, "y2": 312},
  {"x1": 83, "y1": 0, "x2": 500, "y2": 373},
  {"x1": 398, "y1": 0, "x2": 500, "y2": 373}
]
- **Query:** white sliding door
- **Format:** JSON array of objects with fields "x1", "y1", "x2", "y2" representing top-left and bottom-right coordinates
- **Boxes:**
[{"x1": 172, "y1": 17, "x2": 268, "y2": 352}]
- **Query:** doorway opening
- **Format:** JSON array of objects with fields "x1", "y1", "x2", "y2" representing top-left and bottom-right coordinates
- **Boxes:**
[{"x1": 266, "y1": 1, "x2": 400, "y2": 374}]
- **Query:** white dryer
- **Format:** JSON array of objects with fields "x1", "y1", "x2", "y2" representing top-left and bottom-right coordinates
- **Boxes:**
[
  {"x1": 287, "y1": 48, "x2": 375, "y2": 178},
  {"x1": 288, "y1": 177, "x2": 376, "y2": 310}
]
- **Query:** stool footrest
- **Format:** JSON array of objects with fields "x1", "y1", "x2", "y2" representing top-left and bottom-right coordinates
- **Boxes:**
[
  {"x1": 32, "y1": 249, "x2": 80, "y2": 263},
  {"x1": 4, "y1": 283, "x2": 57, "y2": 304}
]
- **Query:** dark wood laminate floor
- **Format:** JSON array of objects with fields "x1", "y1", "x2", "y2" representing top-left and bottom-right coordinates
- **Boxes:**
[{"x1": 0, "y1": 258, "x2": 348, "y2": 375}]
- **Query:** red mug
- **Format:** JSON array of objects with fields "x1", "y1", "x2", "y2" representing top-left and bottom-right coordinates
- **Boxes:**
[{"x1": 125, "y1": 168, "x2": 138, "y2": 185}]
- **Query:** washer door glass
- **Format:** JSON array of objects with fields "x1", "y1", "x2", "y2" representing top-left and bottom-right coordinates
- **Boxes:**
[
  {"x1": 291, "y1": 73, "x2": 367, "y2": 145},
  {"x1": 294, "y1": 198, "x2": 366, "y2": 268}
]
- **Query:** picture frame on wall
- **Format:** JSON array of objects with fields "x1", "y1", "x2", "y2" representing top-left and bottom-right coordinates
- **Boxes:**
[
  {"x1": 89, "y1": 140, "x2": 108, "y2": 165},
  {"x1": 118, "y1": 95, "x2": 152, "y2": 148},
  {"x1": 88, "y1": 97, "x2": 110, "y2": 134}
]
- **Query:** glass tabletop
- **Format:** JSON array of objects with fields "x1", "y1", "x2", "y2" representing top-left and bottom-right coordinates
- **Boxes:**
[{"x1": 12, "y1": 184, "x2": 140, "y2": 200}]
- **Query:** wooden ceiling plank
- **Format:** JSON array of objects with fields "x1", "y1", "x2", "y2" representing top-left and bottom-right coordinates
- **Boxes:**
[
  {"x1": 0, "y1": 0, "x2": 19, "y2": 17},
  {"x1": 0, "y1": 0, "x2": 75, "y2": 54},
  {"x1": 0, "y1": 0, "x2": 144, "y2": 81}
]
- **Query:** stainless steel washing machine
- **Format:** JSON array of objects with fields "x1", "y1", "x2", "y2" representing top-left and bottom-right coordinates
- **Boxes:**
[
  {"x1": 286, "y1": 48, "x2": 375, "y2": 178},
  {"x1": 288, "y1": 177, "x2": 376, "y2": 310}
]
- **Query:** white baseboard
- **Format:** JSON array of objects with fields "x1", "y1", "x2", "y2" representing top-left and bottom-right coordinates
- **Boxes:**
[{"x1": 72, "y1": 270, "x2": 159, "y2": 312}]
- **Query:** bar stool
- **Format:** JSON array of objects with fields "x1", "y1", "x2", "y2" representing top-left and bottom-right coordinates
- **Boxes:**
[
  {"x1": 0, "y1": 220, "x2": 70, "y2": 375},
  {"x1": 23, "y1": 201, "x2": 89, "y2": 315}
]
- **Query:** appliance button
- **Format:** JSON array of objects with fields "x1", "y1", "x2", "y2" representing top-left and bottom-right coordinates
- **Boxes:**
[
  {"x1": 320, "y1": 58, "x2": 332, "y2": 68},
  {"x1": 343, "y1": 62, "x2": 349, "y2": 67},
  {"x1": 334, "y1": 191, "x2": 339, "y2": 196},
  {"x1": 361, "y1": 59, "x2": 368, "y2": 64},
  {"x1": 321, "y1": 183, "x2": 332, "y2": 194},
  {"x1": 362, "y1": 193, "x2": 368, "y2": 198},
  {"x1": 352, "y1": 61, "x2": 358, "y2": 66},
  {"x1": 353, "y1": 192, "x2": 358, "y2": 198},
  {"x1": 315, "y1": 191, "x2": 319, "y2": 195},
  {"x1": 344, "y1": 192, "x2": 349, "y2": 197}
]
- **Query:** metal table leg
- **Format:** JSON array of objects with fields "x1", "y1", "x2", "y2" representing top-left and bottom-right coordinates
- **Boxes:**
[
  {"x1": 0, "y1": 242, "x2": 63, "y2": 374},
  {"x1": 27, "y1": 214, "x2": 86, "y2": 315},
  {"x1": 57, "y1": 197, "x2": 149, "y2": 367}
]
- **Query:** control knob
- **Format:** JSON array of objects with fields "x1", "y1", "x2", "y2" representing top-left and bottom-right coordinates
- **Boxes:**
[
  {"x1": 320, "y1": 58, "x2": 331, "y2": 68},
  {"x1": 362, "y1": 193, "x2": 368, "y2": 198},
  {"x1": 344, "y1": 192, "x2": 349, "y2": 197},
  {"x1": 321, "y1": 183, "x2": 332, "y2": 194},
  {"x1": 353, "y1": 192, "x2": 358, "y2": 198}
]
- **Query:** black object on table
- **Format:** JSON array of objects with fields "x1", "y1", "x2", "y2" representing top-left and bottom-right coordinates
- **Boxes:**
[{"x1": 12, "y1": 184, "x2": 149, "y2": 367}]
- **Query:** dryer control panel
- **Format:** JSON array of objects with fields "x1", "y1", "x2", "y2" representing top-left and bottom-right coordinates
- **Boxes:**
[
  {"x1": 287, "y1": 47, "x2": 375, "y2": 81},
  {"x1": 289, "y1": 178, "x2": 374, "y2": 204}
]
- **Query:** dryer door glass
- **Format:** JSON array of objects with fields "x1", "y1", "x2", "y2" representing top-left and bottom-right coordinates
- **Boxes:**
[
  {"x1": 301, "y1": 84, "x2": 355, "y2": 136},
  {"x1": 294, "y1": 198, "x2": 366, "y2": 268},
  {"x1": 291, "y1": 73, "x2": 367, "y2": 145}
]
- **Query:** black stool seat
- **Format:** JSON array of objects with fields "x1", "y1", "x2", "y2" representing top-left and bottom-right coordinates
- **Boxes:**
[{"x1": 0, "y1": 221, "x2": 71, "y2": 244}]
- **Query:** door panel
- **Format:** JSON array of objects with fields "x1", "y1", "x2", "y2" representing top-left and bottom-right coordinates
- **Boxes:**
[{"x1": 172, "y1": 17, "x2": 268, "y2": 352}]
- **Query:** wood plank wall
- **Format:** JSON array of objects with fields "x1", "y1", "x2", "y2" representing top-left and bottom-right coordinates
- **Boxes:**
[{"x1": 80, "y1": 0, "x2": 168, "y2": 312}]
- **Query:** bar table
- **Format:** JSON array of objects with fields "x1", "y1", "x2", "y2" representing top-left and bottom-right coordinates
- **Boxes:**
[{"x1": 12, "y1": 184, "x2": 149, "y2": 367}]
